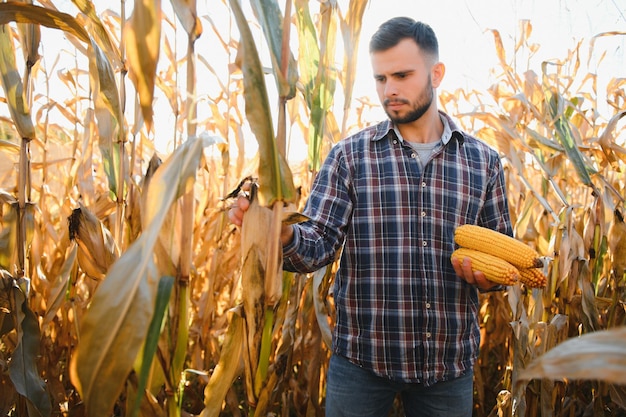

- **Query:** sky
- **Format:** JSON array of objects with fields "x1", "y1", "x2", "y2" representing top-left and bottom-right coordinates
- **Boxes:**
[
  {"x1": 4, "y1": 0, "x2": 626, "y2": 158},
  {"x1": 353, "y1": 0, "x2": 625, "y2": 113},
  {"x1": 200, "y1": 0, "x2": 626, "y2": 160}
]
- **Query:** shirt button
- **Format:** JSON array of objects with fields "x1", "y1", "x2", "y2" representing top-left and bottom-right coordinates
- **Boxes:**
[
  {"x1": 425, "y1": 303, "x2": 431, "y2": 309},
  {"x1": 426, "y1": 332, "x2": 432, "y2": 338},
  {"x1": 421, "y1": 211, "x2": 426, "y2": 217},
  {"x1": 393, "y1": 140, "x2": 398, "y2": 145},
  {"x1": 422, "y1": 241, "x2": 427, "y2": 246},
  {"x1": 411, "y1": 152, "x2": 417, "y2": 158},
  {"x1": 421, "y1": 182, "x2": 427, "y2": 187}
]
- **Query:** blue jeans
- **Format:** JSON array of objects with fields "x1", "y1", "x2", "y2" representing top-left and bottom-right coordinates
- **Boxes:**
[{"x1": 325, "y1": 354, "x2": 473, "y2": 417}]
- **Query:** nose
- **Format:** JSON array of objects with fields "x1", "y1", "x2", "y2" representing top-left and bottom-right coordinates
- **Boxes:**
[{"x1": 383, "y1": 79, "x2": 399, "y2": 98}]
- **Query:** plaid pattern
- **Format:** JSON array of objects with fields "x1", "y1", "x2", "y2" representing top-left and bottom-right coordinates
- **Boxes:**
[{"x1": 283, "y1": 112, "x2": 512, "y2": 386}]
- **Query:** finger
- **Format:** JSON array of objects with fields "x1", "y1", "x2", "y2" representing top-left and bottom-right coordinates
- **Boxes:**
[
  {"x1": 227, "y1": 207, "x2": 243, "y2": 227},
  {"x1": 237, "y1": 195, "x2": 250, "y2": 211},
  {"x1": 227, "y1": 195, "x2": 252, "y2": 227},
  {"x1": 473, "y1": 271, "x2": 498, "y2": 291},
  {"x1": 461, "y1": 257, "x2": 476, "y2": 285},
  {"x1": 451, "y1": 256, "x2": 464, "y2": 277}
]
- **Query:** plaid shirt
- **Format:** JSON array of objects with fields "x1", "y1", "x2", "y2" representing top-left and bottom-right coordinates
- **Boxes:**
[{"x1": 283, "y1": 111, "x2": 512, "y2": 386}]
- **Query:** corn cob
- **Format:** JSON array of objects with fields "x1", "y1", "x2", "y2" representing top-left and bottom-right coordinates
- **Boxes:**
[
  {"x1": 68, "y1": 205, "x2": 119, "y2": 280},
  {"x1": 451, "y1": 248, "x2": 519, "y2": 285},
  {"x1": 454, "y1": 224, "x2": 543, "y2": 269},
  {"x1": 518, "y1": 268, "x2": 547, "y2": 288}
]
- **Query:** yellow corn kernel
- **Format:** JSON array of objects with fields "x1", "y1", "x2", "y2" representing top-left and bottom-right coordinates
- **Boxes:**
[
  {"x1": 454, "y1": 224, "x2": 543, "y2": 269},
  {"x1": 519, "y1": 268, "x2": 547, "y2": 288},
  {"x1": 451, "y1": 248, "x2": 519, "y2": 286}
]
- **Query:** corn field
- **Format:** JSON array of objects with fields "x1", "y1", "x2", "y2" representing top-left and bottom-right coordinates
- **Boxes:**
[{"x1": 1, "y1": 1, "x2": 626, "y2": 416}]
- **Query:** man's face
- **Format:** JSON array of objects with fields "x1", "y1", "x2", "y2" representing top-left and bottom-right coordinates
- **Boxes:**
[{"x1": 371, "y1": 38, "x2": 440, "y2": 125}]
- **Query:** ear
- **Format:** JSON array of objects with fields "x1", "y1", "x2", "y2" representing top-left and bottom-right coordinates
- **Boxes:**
[{"x1": 431, "y1": 61, "x2": 445, "y2": 88}]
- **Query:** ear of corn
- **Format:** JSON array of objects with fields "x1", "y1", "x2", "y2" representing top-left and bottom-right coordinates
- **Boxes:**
[
  {"x1": 68, "y1": 205, "x2": 120, "y2": 280},
  {"x1": 454, "y1": 224, "x2": 543, "y2": 269},
  {"x1": 451, "y1": 247, "x2": 519, "y2": 285},
  {"x1": 519, "y1": 267, "x2": 547, "y2": 288}
]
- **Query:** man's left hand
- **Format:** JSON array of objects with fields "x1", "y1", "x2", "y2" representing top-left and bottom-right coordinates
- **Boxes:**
[{"x1": 451, "y1": 256, "x2": 501, "y2": 291}]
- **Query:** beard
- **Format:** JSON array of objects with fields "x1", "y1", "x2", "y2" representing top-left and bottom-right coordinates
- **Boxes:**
[{"x1": 383, "y1": 76, "x2": 434, "y2": 125}]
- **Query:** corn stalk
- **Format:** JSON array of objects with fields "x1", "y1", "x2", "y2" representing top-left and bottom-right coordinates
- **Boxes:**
[{"x1": 0, "y1": 9, "x2": 49, "y2": 416}]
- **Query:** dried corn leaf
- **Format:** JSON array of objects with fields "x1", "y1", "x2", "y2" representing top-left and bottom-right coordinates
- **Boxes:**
[
  {"x1": 0, "y1": 2, "x2": 89, "y2": 43},
  {"x1": 0, "y1": 200, "x2": 18, "y2": 271},
  {"x1": 240, "y1": 185, "x2": 272, "y2": 403},
  {"x1": 125, "y1": 380, "x2": 167, "y2": 417},
  {"x1": 69, "y1": 137, "x2": 207, "y2": 416},
  {"x1": 0, "y1": 139, "x2": 20, "y2": 155},
  {"x1": 339, "y1": 0, "x2": 369, "y2": 124},
  {"x1": 150, "y1": 199, "x2": 182, "y2": 276},
  {"x1": 125, "y1": 0, "x2": 161, "y2": 132},
  {"x1": 516, "y1": 327, "x2": 626, "y2": 385},
  {"x1": 201, "y1": 306, "x2": 244, "y2": 417},
  {"x1": 608, "y1": 208, "x2": 626, "y2": 276},
  {"x1": 0, "y1": 25, "x2": 36, "y2": 140},
  {"x1": 16, "y1": 14, "x2": 41, "y2": 72},
  {"x1": 73, "y1": 108, "x2": 96, "y2": 206},
  {"x1": 312, "y1": 265, "x2": 333, "y2": 349},
  {"x1": 43, "y1": 243, "x2": 77, "y2": 325},
  {"x1": 598, "y1": 110, "x2": 626, "y2": 171},
  {"x1": 69, "y1": 235, "x2": 160, "y2": 416},
  {"x1": 0, "y1": 2, "x2": 124, "y2": 199},
  {"x1": 171, "y1": 0, "x2": 202, "y2": 41},
  {"x1": 0, "y1": 4, "x2": 121, "y2": 126},
  {"x1": 72, "y1": 0, "x2": 123, "y2": 70}
]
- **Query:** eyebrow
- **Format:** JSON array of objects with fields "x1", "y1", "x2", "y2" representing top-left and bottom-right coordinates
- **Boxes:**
[{"x1": 374, "y1": 69, "x2": 415, "y2": 79}]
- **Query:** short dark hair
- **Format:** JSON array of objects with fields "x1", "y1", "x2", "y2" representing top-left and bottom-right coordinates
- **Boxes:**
[{"x1": 369, "y1": 17, "x2": 439, "y2": 60}]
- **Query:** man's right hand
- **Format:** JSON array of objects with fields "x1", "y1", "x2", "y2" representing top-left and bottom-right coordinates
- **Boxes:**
[
  {"x1": 227, "y1": 193, "x2": 295, "y2": 246},
  {"x1": 227, "y1": 194, "x2": 250, "y2": 227}
]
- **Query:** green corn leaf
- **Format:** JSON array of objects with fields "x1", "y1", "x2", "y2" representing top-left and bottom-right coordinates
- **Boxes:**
[
  {"x1": 253, "y1": 308, "x2": 274, "y2": 396},
  {"x1": 229, "y1": 0, "x2": 296, "y2": 206},
  {"x1": 250, "y1": 0, "x2": 298, "y2": 99},
  {"x1": 542, "y1": 64, "x2": 594, "y2": 187},
  {"x1": 130, "y1": 275, "x2": 174, "y2": 417},
  {"x1": 8, "y1": 277, "x2": 52, "y2": 417},
  {"x1": 294, "y1": 0, "x2": 337, "y2": 172},
  {"x1": 172, "y1": 285, "x2": 189, "y2": 413}
]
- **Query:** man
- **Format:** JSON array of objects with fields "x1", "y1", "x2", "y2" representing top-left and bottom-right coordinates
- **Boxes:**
[{"x1": 229, "y1": 16, "x2": 512, "y2": 417}]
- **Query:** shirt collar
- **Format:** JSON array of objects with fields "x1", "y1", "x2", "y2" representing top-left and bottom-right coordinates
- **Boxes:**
[{"x1": 373, "y1": 110, "x2": 462, "y2": 145}]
